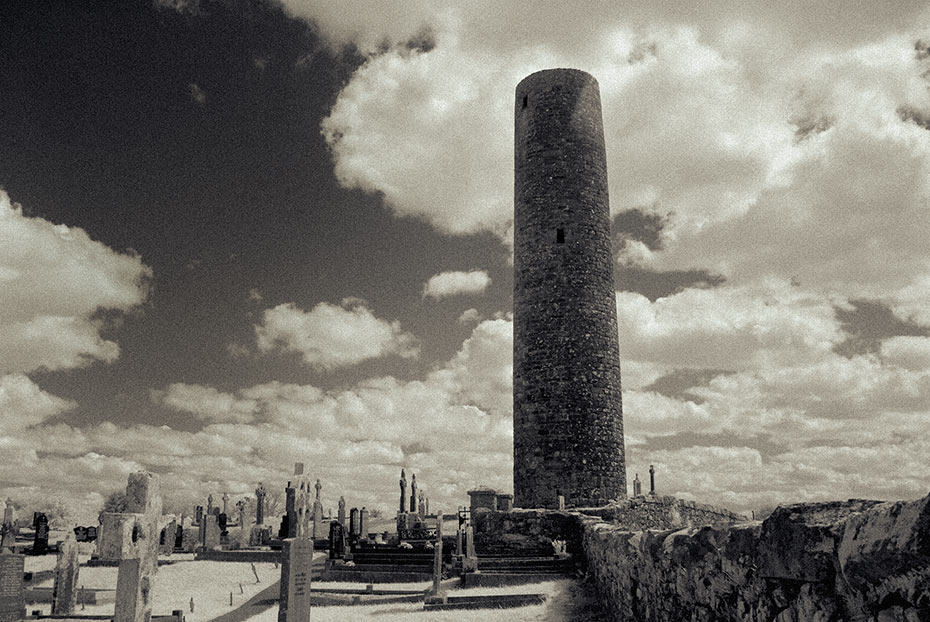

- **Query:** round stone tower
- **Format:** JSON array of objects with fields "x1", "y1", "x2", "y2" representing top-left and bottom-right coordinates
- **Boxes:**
[{"x1": 513, "y1": 68, "x2": 626, "y2": 509}]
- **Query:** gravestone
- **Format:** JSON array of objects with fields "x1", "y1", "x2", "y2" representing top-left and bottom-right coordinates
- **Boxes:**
[
  {"x1": 284, "y1": 483, "x2": 297, "y2": 539},
  {"x1": 159, "y1": 519, "x2": 177, "y2": 555},
  {"x1": 557, "y1": 495, "x2": 565, "y2": 510},
  {"x1": 633, "y1": 473, "x2": 642, "y2": 496},
  {"x1": 113, "y1": 471, "x2": 162, "y2": 622},
  {"x1": 399, "y1": 469, "x2": 407, "y2": 513},
  {"x1": 311, "y1": 480, "x2": 323, "y2": 540},
  {"x1": 359, "y1": 508, "x2": 369, "y2": 541},
  {"x1": 32, "y1": 513, "x2": 49, "y2": 555},
  {"x1": 217, "y1": 513, "x2": 228, "y2": 532},
  {"x1": 222, "y1": 493, "x2": 229, "y2": 516},
  {"x1": 180, "y1": 528, "x2": 199, "y2": 553},
  {"x1": 255, "y1": 483, "x2": 266, "y2": 525},
  {"x1": 463, "y1": 525, "x2": 477, "y2": 572},
  {"x1": 203, "y1": 515, "x2": 220, "y2": 550},
  {"x1": 349, "y1": 508, "x2": 359, "y2": 541},
  {"x1": 337, "y1": 496, "x2": 346, "y2": 528},
  {"x1": 86, "y1": 526, "x2": 97, "y2": 541},
  {"x1": 328, "y1": 522, "x2": 345, "y2": 559},
  {"x1": 0, "y1": 501, "x2": 13, "y2": 552},
  {"x1": 236, "y1": 499, "x2": 246, "y2": 529},
  {"x1": 649, "y1": 464, "x2": 656, "y2": 495},
  {"x1": 0, "y1": 554, "x2": 24, "y2": 622},
  {"x1": 51, "y1": 533, "x2": 80, "y2": 614},
  {"x1": 410, "y1": 473, "x2": 418, "y2": 514},
  {"x1": 278, "y1": 538, "x2": 312, "y2": 622},
  {"x1": 194, "y1": 506, "x2": 204, "y2": 525},
  {"x1": 418, "y1": 493, "x2": 425, "y2": 519},
  {"x1": 207, "y1": 494, "x2": 214, "y2": 515}
]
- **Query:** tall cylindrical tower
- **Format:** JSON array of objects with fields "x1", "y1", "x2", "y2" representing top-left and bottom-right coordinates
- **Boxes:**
[{"x1": 513, "y1": 68, "x2": 626, "y2": 509}]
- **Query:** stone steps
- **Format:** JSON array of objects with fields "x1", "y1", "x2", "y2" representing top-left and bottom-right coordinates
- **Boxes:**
[{"x1": 424, "y1": 592, "x2": 548, "y2": 610}]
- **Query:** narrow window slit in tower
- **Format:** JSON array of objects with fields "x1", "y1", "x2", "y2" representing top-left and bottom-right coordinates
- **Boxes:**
[
  {"x1": 522, "y1": 95, "x2": 528, "y2": 109},
  {"x1": 556, "y1": 228, "x2": 565, "y2": 244}
]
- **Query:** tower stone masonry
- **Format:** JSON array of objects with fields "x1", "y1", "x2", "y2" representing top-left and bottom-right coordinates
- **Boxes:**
[{"x1": 513, "y1": 68, "x2": 626, "y2": 509}]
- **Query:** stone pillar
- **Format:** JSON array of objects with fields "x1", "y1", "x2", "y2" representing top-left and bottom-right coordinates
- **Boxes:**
[
  {"x1": 426, "y1": 498, "x2": 430, "y2": 516},
  {"x1": 255, "y1": 483, "x2": 266, "y2": 525},
  {"x1": 513, "y1": 68, "x2": 626, "y2": 508},
  {"x1": 558, "y1": 495, "x2": 565, "y2": 511},
  {"x1": 337, "y1": 497, "x2": 346, "y2": 528},
  {"x1": 236, "y1": 500, "x2": 246, "y2": 530},
  {"x1": 206, "y1": 494, "x2": 214, "y2": 515},
  {"x1": 359, "y1": 508, "x2": 369, "y2": 541},
  {"x1": 284, "y1": 482, "x2": 297, "y2": 538},
  {"x1": 409, "y1": 473, "x2": 417, "y2": 514},
  {"x1": 649, "y1": 465, "x2": 655, "y2": 495},
  {"x1": 463, "y1": 525, "x2": 477, "y2": 573},
  {"x1": 312, "y1": 480, "x2": 323, "y2": 540},
  {"x1": 349, "y1": 508, "x2": 359, "y2": 540},
  {"x1": 203, "y1": 515, "x2": 220, "y2": 550},
  {"x1": 114, "y1": 471, "x2": 162, "y2": 622},
  {"x1": 418, "y1": 493, "x2": 425, "y2": 519},
  {"x1": 633, "y1": 473, "x2": 642, "y2": 496},
  {"x1": 222, "y1": 493, "x2": 229, "y2": 516},
  {"x1": 399, "y1": 469, "x2": 407, "y2": 514},
  {"x1": 51, "y1": 532, "x2": 80, "y2": 614},
  {"x1": 194, "y1": 505, "x2": 204, "y2": 525},
  {"x1": 278, "y1": 538, "x2": 313, "y2": 622}
]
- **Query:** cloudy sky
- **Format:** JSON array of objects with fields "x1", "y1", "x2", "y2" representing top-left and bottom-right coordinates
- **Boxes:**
[{"x1": 2, "y1": 0, "x2": 930, "y2": 523}]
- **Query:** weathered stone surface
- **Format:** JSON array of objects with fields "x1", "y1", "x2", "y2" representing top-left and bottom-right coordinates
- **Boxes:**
[
  {"x1": 113, "y1": 471, "x2": 162, "y2": 622},
  {"x1": 513, "y1": 68, "x2": 625, "y2": 509},
  {"x1": 279, "y1": 538, "x2": 313, "y2": 622},
  {"x1": 0, "y1": 553, "x2": 24, "y2": 622},
  {"x1": 51, "y1": 532, "x2": 80, "y2": 614},
  {"x1": 581, "y1": 494, "x2": 930, "y2": 621}
]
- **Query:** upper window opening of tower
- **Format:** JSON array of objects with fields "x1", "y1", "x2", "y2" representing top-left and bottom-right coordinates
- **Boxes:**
[
  {"x1": 556, "y1": 228, "x2": 565, "y2": 244},
  {"x1": 522, "y1": 95, "x2": 528, "y2": 109}
]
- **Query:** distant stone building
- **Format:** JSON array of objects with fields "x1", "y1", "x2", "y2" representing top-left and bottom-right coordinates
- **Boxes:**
[{"x1": 513, "y1": 68, "x2": 626, "y2": 508}]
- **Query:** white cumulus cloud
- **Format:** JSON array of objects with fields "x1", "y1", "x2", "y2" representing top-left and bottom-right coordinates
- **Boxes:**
[
  {"x1": 422, "y1": 270, "x2": 491, "y2": 299},
  {"x1": 255, "y1": 298, "x2": 419, "y2": 370}
]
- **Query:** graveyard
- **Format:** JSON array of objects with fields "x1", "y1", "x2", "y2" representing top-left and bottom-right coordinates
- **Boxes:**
[{"x1": 4, "y1": 26, "x2": 930, "y2": 620}]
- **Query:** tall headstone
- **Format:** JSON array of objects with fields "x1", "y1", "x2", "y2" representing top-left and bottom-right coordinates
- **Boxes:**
[
  {"x1": 349, "y1": 508, "x2": 359, "y2": 540},
  {"x1": 359, "y1": 508, "x2": 369, "y2": 541},
  {"x1": 203, "y1": 515, "x2": 221, "y2": 550},
  {"x1": 649, "y1": 465, "x2": 655, "y2": 495},
  {"x1": 0, "y1": 553, "x2": 25, "y2": 622},
  {"x1": 114, "y1": 471, "x2": 162, "y2": 622},
  {"x1": 337, "y1": 497, "x2": 346, "y2": 528},
  {"x1": 194, "y1": 505, "x2": 204, "y2": 525},
  {"x1": 418, "y1": 492, "x2": 425, "y2": 519},
  {"x1": 633, "y1": 473, "x2": 642, "y2": 497},
  {"x1": 32, "y1": 513, "x2": 49, "y2": 555},
  {"x1": 51, "y1": 532, "x2": 80, "y2": 614},
  {"x1": 222, "y1": 493, "x2": 229, "y2": 516},
  {"x1": 409, "y1": 473, "x2": 417, "y2": 514},
  {"x1": 206, "y1": 494, "x2": 214, "y2": 516},
  {"x1": 399, "y1": 469, "x2": 407, "y2": 514},
  {"x1": 0, "y1": 500, "x2": 13, "y2": 552},
  {"x1": 236, "y1": 499, "x2": 246, "y2": 529},
  {"x1": 284, "y1": 483, "x2": 297, "y2": 539},
  {"x1": 278, "y1": 538, "x2": 312, "y2": 622},
  {"x1": 513, "y1": 68, "x2": 626, "y2": 508},
  {"x1": 311, "y1": 480, "x2": 323, "y2": 540},
  {"x1": 327, "y1": 522, "x2": 345, "y2": 560},
  {"x1": 255, "y1": 483, "x2": 266, "y2": 525}
]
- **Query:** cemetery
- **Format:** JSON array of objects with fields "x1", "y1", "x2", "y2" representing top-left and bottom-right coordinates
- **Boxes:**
[{"x1": 2, "y1": 67, "x2": 928, "y2": 621}]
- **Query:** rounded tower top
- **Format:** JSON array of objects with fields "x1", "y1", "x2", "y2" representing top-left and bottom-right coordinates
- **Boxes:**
[{"x1": 515, "y1": 68, "x2": 599, "y2": 95}]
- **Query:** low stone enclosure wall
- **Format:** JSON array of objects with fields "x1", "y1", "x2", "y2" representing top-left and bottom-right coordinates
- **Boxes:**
[{"x1": 471, "y1": 493, "x2": 930, "y2": 621}]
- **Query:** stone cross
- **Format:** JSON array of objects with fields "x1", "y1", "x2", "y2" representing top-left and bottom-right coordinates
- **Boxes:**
[
  {"x1": 254, "y1": 489, "x2": 264, "y2": 525},
  {"x1": 337, "y1": 496, "x2": 346, "y2": 528},
  {"x1": 207, "y1": 494, "x2": 214, "y2": 515},
  {"x1": 51, "y1": 531, "x2": 80, "y2": 614},
  {"x1": 113, "y1": 471, "x2": 162, "y2": 622},
  {"x1": 399, "y1": 469, "x2": 407, "y2": 513},
  {"x1": 222, "y1": 493, "x2": 229, "y2": 515},
  {"x1": 236, "y1": 499, "x2": 246, "y2": 530},
  {"x1": 279, "y1": 538, "x2": 313, "y2": 621},
  {"x1": 649, "y1": 465, "x2": 655, "y2": 495},
  {"x1": 633, "y1": 473, "x2": 642, "y2": 496}
]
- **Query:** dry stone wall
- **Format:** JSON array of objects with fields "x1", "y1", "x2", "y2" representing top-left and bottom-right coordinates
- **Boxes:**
[{"x1": 582, "y1": 495, "x2": 930, "y2": 621}]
